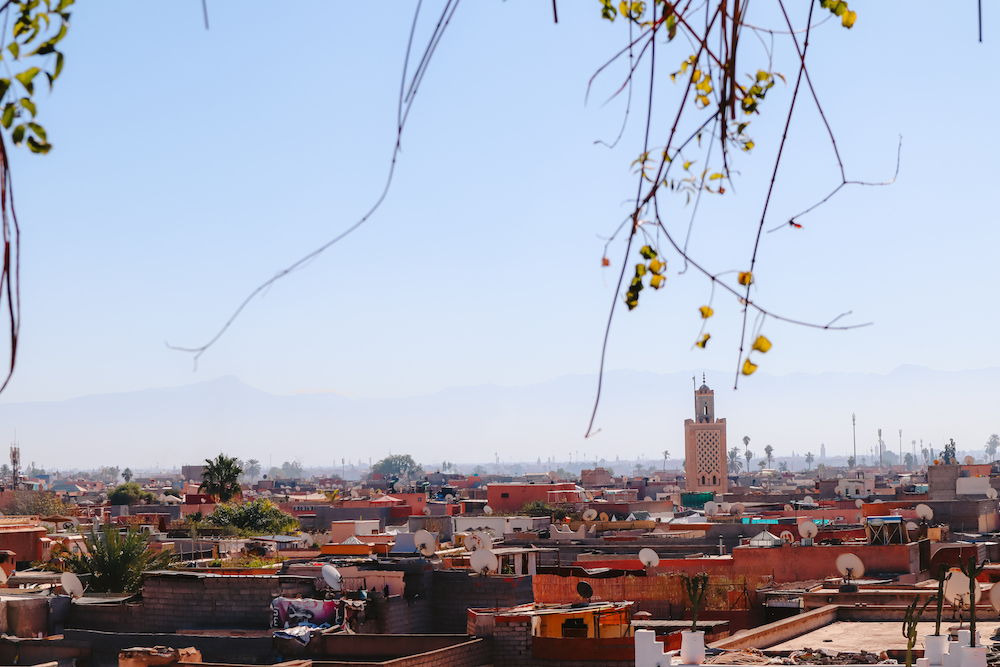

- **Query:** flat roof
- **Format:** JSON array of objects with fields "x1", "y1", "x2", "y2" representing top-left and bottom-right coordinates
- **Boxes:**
[{"x1": 767, "y1": 620, "x2": 1000, "y2": 652}]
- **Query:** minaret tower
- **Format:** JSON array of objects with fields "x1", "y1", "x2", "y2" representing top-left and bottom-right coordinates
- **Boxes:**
[{"x1": 684, "y1": 374, "x2": 728, "y2": 493}]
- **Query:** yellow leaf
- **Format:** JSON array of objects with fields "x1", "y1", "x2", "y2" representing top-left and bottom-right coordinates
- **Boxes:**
[
  {"x1": 742, "y1": 358, "x2": 757, "y2": 375},
  {"x1": 649, "y1": 259, "x2": 664, "y2": 274},
  {"x1": 695, "y1": 333, "x2": 710, "y2": 348},
  {"x1": 683, "y1": 161, "x2": 693, "y2": 170},
  {"x1": 635, "y1": 263, "x2": 647, "y2": 277},
  {"x1": 699, "y1": 306, "x2": 713, "y2": 319},
  {"x1": 650, "y1": 274, "x2": 665, "y2": 289},
  {"x1": 709, "y1": 173, "x2": 723, "y2": 180},
  {"x1": 752, "y1": 335, "x2": 772, "y2": 353},
  {"x1": 842, "y1": 10, "x2": 856, "y2": 28},
  {"x1": 738, "y1": 271, "x2": 753, "y2": 286}
]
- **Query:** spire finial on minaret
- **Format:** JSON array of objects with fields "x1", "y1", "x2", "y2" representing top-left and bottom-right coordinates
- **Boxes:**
[{"x1": 702, "y1": 372, "x2": 706, "y2": 384}]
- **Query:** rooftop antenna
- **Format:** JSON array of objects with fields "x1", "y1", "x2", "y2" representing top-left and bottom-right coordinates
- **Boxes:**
[
  {"x1": 836, "y1": 553, "x2": 865, "y2": 593},
  {"x1": 10, "y1": 437, "x2": 20, "y2": 491}
]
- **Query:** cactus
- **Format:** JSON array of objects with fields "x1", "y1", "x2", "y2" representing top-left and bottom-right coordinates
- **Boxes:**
[
  {"x1": 682, "y1": 572, "x2": 710, "y2": 632},
  {"x1": 933, "y1": 563, "x2": 949, "y2": 636},
  {"x1": 960, "y1": 556, "x2": 986, "y2": 647},
  {"x1": 903, "y1": 595, "x2": 934, "y2": 667}
]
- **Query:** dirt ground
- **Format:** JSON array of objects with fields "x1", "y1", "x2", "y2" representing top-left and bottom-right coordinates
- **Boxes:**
[{"x1": 766, "y1": 621, "x2": 1000, "y2": 652}]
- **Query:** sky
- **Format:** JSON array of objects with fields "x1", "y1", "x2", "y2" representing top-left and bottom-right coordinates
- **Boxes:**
[{"x1": 0, "y1": 2, "x2": 998, "y2": 462}]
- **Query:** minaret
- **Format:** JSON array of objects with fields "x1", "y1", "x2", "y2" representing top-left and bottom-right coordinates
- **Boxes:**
[{"x1": 684, "y1": 375, "x2": 728, "y2": 494}]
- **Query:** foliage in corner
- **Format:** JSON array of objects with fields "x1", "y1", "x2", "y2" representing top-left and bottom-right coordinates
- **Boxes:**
[
  {"x1": 207, "y1": 498, "x2": 298, "y2": 535},
  {"x1": 56, "y1": 524, "x2": 174, "y2": 594}
]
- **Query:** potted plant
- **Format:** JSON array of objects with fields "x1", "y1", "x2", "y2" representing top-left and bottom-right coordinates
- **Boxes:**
[
  {"x1": 904, "y1": 596, "x2": 934, "y2": 667},
  {"x1": 680, "y1": 573, "x2": 710, "y2": 665},
  {"x1": 924, "y1": 564, "x2": 950, "y2": 665},
  {"x1": 959, "y1": 557, "x2": 986, "y2": 667}
]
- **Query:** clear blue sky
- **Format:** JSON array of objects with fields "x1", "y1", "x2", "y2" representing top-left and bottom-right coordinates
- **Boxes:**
[{"x1": 2, "y1": 1, "x2": 997, "y2": 409}]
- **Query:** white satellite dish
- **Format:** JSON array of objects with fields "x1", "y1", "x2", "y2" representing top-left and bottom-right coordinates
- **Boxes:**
[
  {"x1": 445, "y1": 494, "x2": 454, "y2": 503},
  {"x1": 703, "y1": 501, "x2": 718, "y2": 517},
  {"x1": 470, "y1": 549, "x2": 498, "y2": 575},
  {"x1": 779, "y1": 530, "x2": 794, "y2": 543},
  {"x1": 874, "y1": 499, "x2": 884, "y2": 504},
  {"x1": 720, "y1": 502, "x2": 731, "y2": 512},
  {"x1": 944, "y1": 568, "x2": 980, "y2": 606},
  {"x1": 422, "y1": 506, "x2": 431, "y2": 515},
  {"x1": 835, "y1": 488, "x2": 842, "y2": 496},
  {"x1": 855, "y1": 499, "x2": 864, "y2": 509},
  {"x1": 798, "y1": 521, "x2": 819, "y2": 539},
  {"x1": 321, "y1": 564, "x2": 343, "y2": 592},
  {"x1": 915, "y1": 504, "x2": 934, "y2": 521},
  {"x1": 302, "y1": 533, "x2": 314, "y2": 547},
  {"x1": 803, "y1": 496, "x2": 814, "y2": 505},
  {"x1": 837, "y1": 474, "x2": 844, "y2": 479},
  {"x1": 638, "y1": 548, "x2": 660, "y2": 568},
  {"x1": 393, "y1": 482, "x2": 403, "y2": 493},
  {"x1": 583, "y1": 508, "x2": 598, "y2": 521},
  {"x1": 484, "y1": 505, "x2": 494, "y2": 515},
  {"x1": 644, "y1": 496, "x2": 653, "y2": 502},
  {"x1": 835, "y1": 553, "x2": 865, "y2": 582},
  {"x1": 61, "y1": 571, "x2": 84, "y2": 599},
  {"x1": 906, "y1": 521, "x2": 918, "y2": 532},
  {"x1": 730, "y1": 503, "x2": 745, "y2": 517},
  {"x1": 414, "y1": 529, "x2": 436, "y2": 557},
  {"x1": 989, "y1": 582, "x2": 1000, "y2": 613},
  {"x1": 965, "y1": 455, "x2": 976, "y2": 466},
  {"x1": 783, "y1": 504, "x2": 793, "y2": 512},
  {"x1": 350, "y1": 489, "x2": 359, "y2": 498},
  {"x1": 989, "y1": 488, "x2": 998, "y2": 500}
]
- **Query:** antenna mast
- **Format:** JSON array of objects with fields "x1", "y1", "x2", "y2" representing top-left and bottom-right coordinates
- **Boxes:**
[{"x1": 10, "y1": 437, "x2": 20, "y2": 491}]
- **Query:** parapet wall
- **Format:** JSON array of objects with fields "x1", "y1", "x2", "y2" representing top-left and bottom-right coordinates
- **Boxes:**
[{"x1": 431, "y1": 571, "x2": 533, "y2": 634}]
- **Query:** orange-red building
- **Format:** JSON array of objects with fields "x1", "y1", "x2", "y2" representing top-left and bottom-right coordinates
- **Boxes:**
[{"x1": 487, "y1": 483, "x2": 582, "y2": 514}]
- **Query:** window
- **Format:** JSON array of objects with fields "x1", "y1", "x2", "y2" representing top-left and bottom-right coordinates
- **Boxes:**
[
  {"x1": 501, "y1": 493, "x2": 509, "y2": 498},
  {"x1": 701, "y1": 475, "x2": 706, "y2": 485},
  {"x1": 712, "y1": 475, "x2": 717, "y2": 485}
]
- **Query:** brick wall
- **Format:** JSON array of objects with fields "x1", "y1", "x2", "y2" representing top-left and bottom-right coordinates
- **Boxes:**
[
  {"x1": 431, "y1": 571, "x2": 533, "y2": 633},
  {"x1": 492, "y1": 618, "x2": 633, "y2": 667}
]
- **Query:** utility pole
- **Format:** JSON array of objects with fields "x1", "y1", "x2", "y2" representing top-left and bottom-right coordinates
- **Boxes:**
[{"x1": 852, "y1": 413, "x2": 857, "y2": 473}]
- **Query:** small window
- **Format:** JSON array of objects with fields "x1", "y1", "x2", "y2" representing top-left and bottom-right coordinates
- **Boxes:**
[
  {"x1": 701, "y1": 475, "x2": 706, "y2": 485},
  {"x1": 712, "y1": 475, "x2": 717, "y2": 485},
  {"x1": 501, "y1": 493, "x2": 509, "y2": 498}
]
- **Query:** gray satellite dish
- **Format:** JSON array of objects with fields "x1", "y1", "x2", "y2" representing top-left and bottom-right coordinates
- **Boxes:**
[
  {"x1": 644, "y1": 496, "x2": 653, "y2": 502},
  {"x1": 906, "y1": 521, "x2": 918, "y2": 532},
  {"x1": 915, "y1": 504, "x2": 933, "y2": 521},
  {"x1": 798, "y1": 521, "x2": 819, "y2": 539},
  {"x1": 445, "y1": 494, "x2": 454, "y2": 503},
  {"x1": 639, "y1": 548, "x2": 660, "y2": 567},
  {"x1": 803, "y1": 496, "x2": 814, "y2": 505},
  {"x1": 61, "y1": 571, "x2": 84, "y2": 599},
  {"x1": 484, "y1": 505, "x2": 494, "y2": 515},
  {"x1": 730, "y1": 503, "x2": 745, "y2": 517},
  {"x1": 393, "y1": 482, "x2": 403, "y2": 493},
  {"x1": 470, "y1": 549, "x2": 498, "y2": 575},
  {"x1": 422, "y1": 506, "x2": 431, "y2": 515},
  {"x1": 322, "y1": 564, "x2": 343, "y2": 592},
  {"x1": 302, "y1": 533, "x2": 314, "y2": 547},
  {"x1": 855, "y1": 499, "x2": 864, "y2": 509},
  {"x1": 351, "y1": 489, "x2": 359, "y2": 498},
  {"x1": 703, "y1": 501, "x2": 718, "y2": 517}
]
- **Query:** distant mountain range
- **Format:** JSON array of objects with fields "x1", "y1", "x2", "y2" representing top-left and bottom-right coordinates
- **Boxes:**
[{"x1": 0, "y1": 365, "x2": 996, "y2": 470}]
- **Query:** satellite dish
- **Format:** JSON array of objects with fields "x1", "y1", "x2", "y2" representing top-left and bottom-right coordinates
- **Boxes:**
[
  {"x1": 484, "y1": 505, "x2": 494, "y2": 515},
  {"x1": 855, "y1": 513, "x2": 863, "y2": 523},
  {"x1": 577, "y1": 581, "x2": 594, "y2": 599},
  {"x1": 836, "y1": 553, "x2": 865, "y2": 583},
  {"x1": 965, "y1": 455, "x2": 976, "y2": 465},
  {"x1": 652, "y1": 475, "x2": 660, "y2": 483},
  {"x1": 351, "y1": 489, "x2": 360, "y2": 498},
  {"x1": 916, "y1": 504, "x2": 934, "y2": 521},
  {"x1": 644, "y1": 496, "x2": 653, "y2": 502},
  {"x1": 989, "y1": 582, "x2": 1000, "y2": 613},
  {"x1": 855, "y1": 499, "x2": 864, "y2": 509},
  {"x1": 445, "y1": 494, "x2": 454, "y2": 503},
  {"x1": 874, "y1": 499, "x2": 884, "y2": 504},
  {"x1": 321, "y1": 564, "x2": 343, "y2": 592},
  {"x1": 730, "y1": 503, "x2": 745, "y2": 517},
  {"x1": 583, "y1": 509, "x2": 598, "y2": 521},
  {"x1": 944, "y1": 568, "x2": 980, "y2": 606},
  {"x1": 779, "y1": 530, "x2": 794, "y2": 543},
  {"x1": 906, "y1": 521, "x2": 918, "y2": 532},
  {"x1": 835, "y1": 488, "x2": 842, "y2": 496},
  {"x1": 783, "y1": 504, "x2": 793, "y2": 511},
  {"x1": 422, "y1": 506, "x2": 432, "y2": 515},
  {"x1": 803, "y1": 496, "x2": 814, "y2": 505},
  {"x1": 0, "y1": 569, "x2": 7, "y2": 586},
  {"x1": 989, "y1": 489, "x2": 998, "y2": 500},
  {"x1": 470, "y1": 549, "x2": 498, "y2": 575},
  {"x1": 639, "y1": 548, "x2": 660, "y2": 568},
  {"x1": 414, "y1": 529, "x2": 436, "y2": 557},
  {"x1": 720, "y1": 502, "x2": 731, "y2": 512},
  {"x1": 837, "y1": 474, "x2": 844, "y2": 479},
  {"x1": 393, "y1": 482, "x2": 403, "y2": 493},
  {"x1": 798, "y1": 521, "x2": 819, "y2": 539},
  {"x1": 61, "y1": 572, "x2": 84, "y2": 599},
  {"x1": 302, "y1": 533, "x2": 314, "y2": 547},
  {"x1": 704, "y1": 501, "x2": 718, "y2": 517},
  {"x1": 598, "y1": 512, "x2": 610, "y2": 522}
]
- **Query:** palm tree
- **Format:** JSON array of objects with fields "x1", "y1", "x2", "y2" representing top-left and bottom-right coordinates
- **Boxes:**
[
  {"x1": 763, "y1": 445, "x2": 774, "y2": 469},
  {"x1": 744, "y1": 449, "x2": 753, "y2": 470},
  {"x1": 727, "y1": 447, "x2": 743, "y2": 474},
  {"x1": 903, "y1": 453, "x2": 914, "y2": 470},
  {"x1": 757, "y1": 460, "x2": 766, "y2": 470},
  {"x1": 199, "y1": 454, "x2": 243, "y2": 502},
  {"x1": 985, "y1": 434, "x2": 1000, "y2": 462},
  {"x1": 122, "y1": 467, "x2": 133, "y2": 483},
  {"x1": 662, "y1": 450, "x2": 670, "y2": 471},
  {"x1": 778, "y1": 461, "x2": 788, "y2": 472},
  {"x1": 58, "y1": 524, "x2": 173, "y2": 593},
  {"x1": 921, "y1": 447, "x2": 929, "y2": 465},
  {"x1": 804, "y1": 452, "x2": 815, "y2": 470},
  {"x1": 244, "y1": 459, "x2": 261, "y2": 481}
]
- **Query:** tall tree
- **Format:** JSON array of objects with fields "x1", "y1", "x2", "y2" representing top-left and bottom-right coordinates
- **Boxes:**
[
  {"x1": 903, "y1": 453, "x2": 914, "y2": 470},
  {"x1": 199, "y1": 454, "x2": 243, "y2": 502},
  {"x1": 58, "y1": 524, "x2": 173, "y2": 594},
  {"x1": 122, "y1": 467, "x2": 133, "y2": 483},
  {"x1": 921, "y1": 447, "x2": 929, "y2": 465},
  {"x1": 985, "y1": 435, "x2": 1000, "y2": 462},
  {"x1": 727, "y1": 447, "x2": 743, "y2": 474},
  {"x1": 744, "y1": 449, "x2": 753, "y2": 470},
  {"x1": 778, "y1": 461, "x2": 788, "y2": 472},
  {"x1": 371, "y1": 454, "x2": 421, "y2": 479},
  {"x1": 662, "y1": 450, "x2": 670, "y2": 471},
  {"x1": 763, "y1": 445, "x2": 774, "y2": 469},
  {"x1": 243, "y1": 459, "x2": 261, "y2": 481},
  {"x1": 804, "y1": 452, "x2": 815, "y2": 470}
]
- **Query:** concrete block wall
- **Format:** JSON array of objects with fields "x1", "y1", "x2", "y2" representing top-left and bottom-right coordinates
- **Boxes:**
[{"x1": 492, "y1": 618, "x2": 634, "y2": 667}]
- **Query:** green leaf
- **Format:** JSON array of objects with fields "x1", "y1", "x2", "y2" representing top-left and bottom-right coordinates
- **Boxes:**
[
  {"x1": 11, "y1": 124, "x2": 24, "y2": 146},
  {"x1": 26, "y1": 135, "x2": 51, "y2": 154},
  {"x1": 26, "y1": 122, "x2": 44, "y2": 141},
  {"x1": 7, "y1": 43, "x2": 18, "y2": 59},
  {"x1": 52, "y1": 52, "x2": 63, "y2": 82},
  {"x1": 1, "y1": 104, "x2": 14, "y2": 129},
  {"x1": 15, "y1": 67, "x2": 40, "y2": 94},
  {"x1": 20, "y1": 97, "x2": 34, "y2": 116},
  {"x1": 27, "y1": 24, "x2": 67, "y2": 56},
  {"x1": 0, "y1": 79, "x2": 9, "y2": 100}
]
